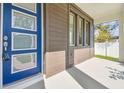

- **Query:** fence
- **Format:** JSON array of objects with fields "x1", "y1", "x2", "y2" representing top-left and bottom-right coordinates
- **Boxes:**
[{"x1": 95, "y1": 41, "x2": 119, "y2": 58}]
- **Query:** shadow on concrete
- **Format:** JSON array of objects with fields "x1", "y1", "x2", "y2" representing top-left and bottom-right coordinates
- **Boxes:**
[
  {"x1": 26, "y1": 79, "x2": 45, "y2": 89},
  {"x1": 67, "y1": 67, "x2": 108, "y2": 89},
  {"x1": 106, "y1": 66, "x2": 124, "y2": 80},
  {"x1": 119, "y1": 62, "x2": 124, "y2": 67}
]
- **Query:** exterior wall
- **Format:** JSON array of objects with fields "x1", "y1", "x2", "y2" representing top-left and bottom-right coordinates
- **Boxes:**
[
  {"x1": 44, "y1": 4, "x2": 94, "y2": 77},
  {"x1": 44, "y1": 4, "x2": 68, "y2": 77},
  {"x1": 69, "y1": 4, "x2": 94, "y2": 65},
  {"x1": 45, "y1": 51, "x2": 66, "y2": 77},
  {"x1": 74, "y1": 48, "x2": 94, "y2": 64},
  {"x1": 119, "y1": 6, "x2": 124, "y2": 62}
]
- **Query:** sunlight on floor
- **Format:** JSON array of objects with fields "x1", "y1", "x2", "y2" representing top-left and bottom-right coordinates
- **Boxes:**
[
  {"x1": 44, "y1": 71, "x2": 83, "y2": 89},
  {"x1": 44, "y1": 57, "x2": 124, "y2": 89},
  {"x1": 75, "y1": 57, "x2": 124, "y2": 89}
]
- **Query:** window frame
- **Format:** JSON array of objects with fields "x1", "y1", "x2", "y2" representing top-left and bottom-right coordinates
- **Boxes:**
[
  {"x1": 11, "y1": 52, "x2": 37, "y2": 74},
  {"x1": 79, "y1": 17, "x2": 85, "y2": 46},
  {"x1": 69, "y1": 12, "x2": 76, "y2": 46},
  {"x1": 12, "y1": 9, "x2": 37, "y2": 31},
  {"x1": 12, "y1": 3, "x2": 37, "y2": 13},
  {"x1": 85, "y1": 21, "x2": 91, "y2": 46},
  {"x1": 11, "y1": 32, "x2": 37, "y2": 51}
]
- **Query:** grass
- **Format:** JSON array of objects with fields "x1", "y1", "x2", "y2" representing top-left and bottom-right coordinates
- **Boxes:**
[
  {"x1": 17, "y1": 55, "x2": 31, "y2": 63},
  {"x1": 95, "y1": 55, "x2": 119, "y2": 62}
]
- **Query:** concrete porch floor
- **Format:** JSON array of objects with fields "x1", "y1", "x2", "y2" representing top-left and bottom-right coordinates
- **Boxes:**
[{"x1": 44, "y1": 57, "x2": 124, "y2": 89}]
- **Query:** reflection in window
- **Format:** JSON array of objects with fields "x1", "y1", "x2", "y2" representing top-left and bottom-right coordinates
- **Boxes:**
[
  {"x1": 12, "y1": 32, "x2": 36, "y2": 50},
  {"x1": 12, "y1": 10, "x2": 36, "y2": 31},
  {"x1": 86, "y1": 21, "x2": 90, "y2": 46},
  {"x1": 79, "y1": 18, "x2": 84, "y2": 46},
  {"x1": 13, "y1": 3, "x2": 36, "y2": 12},
  {"x1": 12, "y1": 53, "x2": 36, "y2": 73},
  {"x1": 69, "y1": 13, "x2": 76, "y2": 46}
]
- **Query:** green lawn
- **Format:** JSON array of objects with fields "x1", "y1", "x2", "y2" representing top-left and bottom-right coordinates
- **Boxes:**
[
  {"x1": 17, "y1": 55, "x2": 31, "y2": 63},
  {"x1": 95, "y1": 55, "x2": 119, "y2": 62}
]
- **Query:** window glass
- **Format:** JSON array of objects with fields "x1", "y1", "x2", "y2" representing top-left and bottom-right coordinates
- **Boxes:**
[
  {"x1": 69, "y1": 13, "x2": 76, "y2": 46},
  {"x1": 79, "y1": 18, "x2": 84, "y2": 45},
  {"x1": 86, "y1": 21, "x2": 90, "y2": 46},
  {"x1": 12, "y1": 32, "x2": 36, "y2": 50},
  {"x1": 13, "y1": 3, "x2": 36, "y2": 12},
  {"x1": 12, "y1": 10, "x2": 36, "y2": 31},
  {"x1": 12, "y1": 53, "x2": 36, "y2": 73}
]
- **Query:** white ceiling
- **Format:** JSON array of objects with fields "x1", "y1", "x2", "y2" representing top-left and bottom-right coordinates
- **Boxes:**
[{"x1": 76, "y1": 3, "x2": 123, "y2": 21}]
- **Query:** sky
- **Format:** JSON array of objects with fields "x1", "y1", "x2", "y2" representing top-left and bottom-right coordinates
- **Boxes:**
[{"x1": 95, "y1": 20, "x2": 119, "y2": 37}]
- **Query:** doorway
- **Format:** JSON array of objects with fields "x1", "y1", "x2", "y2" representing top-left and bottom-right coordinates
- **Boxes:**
[{"x1": 2, "y1": 3, "x2": 42, "y2": 85}]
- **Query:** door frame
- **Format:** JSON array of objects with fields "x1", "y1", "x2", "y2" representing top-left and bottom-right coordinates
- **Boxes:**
[
  {"x1": 0, "y1": 3, "x2": 44, "y2": 88},
  {"x1": 0, "y1": 3, "x2": 3, "y2": 88}
]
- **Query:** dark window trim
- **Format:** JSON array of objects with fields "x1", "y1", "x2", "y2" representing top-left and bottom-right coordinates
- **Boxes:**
[
  {"x1": 69, "y1": 12, "x2": 77, "y2": 47},
  {"x1": 79, "y1": 17, "x2": 85, "y2": 46},
  {"x1": 69, "y1": 4, "x2": 93, "y2": 49},
  {"x1": 85, "y1": 20, "x2": 90, "y2": 46}
]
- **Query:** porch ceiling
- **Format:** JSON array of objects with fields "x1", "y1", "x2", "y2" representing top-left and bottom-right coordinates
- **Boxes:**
[{"x1": 76, "y1": 3, "x2": 123, "y2": 24}]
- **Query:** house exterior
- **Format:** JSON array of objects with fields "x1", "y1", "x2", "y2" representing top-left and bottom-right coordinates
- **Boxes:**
[
  {"x1": 76, "y1": 3, "x2": 124, "y2": 62},
  {"x1": 0, "y1": 3, "x2": 94, "y2": 88},
  {"x1": 43, "y1": 4, "x2": 94, "y2": 77}
]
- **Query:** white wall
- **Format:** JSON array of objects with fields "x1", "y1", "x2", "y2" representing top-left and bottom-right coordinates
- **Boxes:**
[
  {"x1": 95, "y1": 12, "x2": 122, "y2": 24},
  {"x1": 119, "y1": 5, "x2": 124, "y2": 62},
  {"x1": 95, "y1": 41, "x2": 119, "y2": 58}
]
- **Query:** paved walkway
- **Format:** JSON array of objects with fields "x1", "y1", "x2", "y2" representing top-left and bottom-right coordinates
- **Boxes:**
[
  {"x1": 45, "y1": 71, "x2": 83, "y2": 89},
  {"x1": 45, "y1": 57, "x2": 124, "y2": 89}
]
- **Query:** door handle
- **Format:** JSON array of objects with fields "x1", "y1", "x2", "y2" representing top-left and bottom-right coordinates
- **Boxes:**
[
  {"x1": 3, "y1": 52, "x2": 10, "y2": 61},
  {"x1": 2, "y1": 36, "x2": 10, "y2": 62}
]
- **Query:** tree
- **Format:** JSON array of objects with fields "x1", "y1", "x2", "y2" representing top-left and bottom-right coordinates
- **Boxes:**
[
  {"x1": 95, "y1": 24, "x2": 113, "y2": 43},
  {"x1": 95, "y1": 24, "x2": 113, "y2": 56}
]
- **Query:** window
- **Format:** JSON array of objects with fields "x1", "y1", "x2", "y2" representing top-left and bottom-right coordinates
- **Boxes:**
[
  {"x1": 86, "y1": 21, "x2": 90, "y2": 46},
  {"x1": 79, "y1": 17, "x2": 84, "y2": 46},
  {"x1": 12, "y1": 10, "x2": 36, "y2": 31},
  {"x1": 12, "y1": 32, "x2": 37, "y2": 50},
  {"x1": 12, "y1": 53, "x2": 37, "y2": 73},
  {"x1": 13, "y1": 3, "x2": 36, "y2": 13},
  {"x1": 69, "y1": 13, "x2": 76, "y2": 46}
]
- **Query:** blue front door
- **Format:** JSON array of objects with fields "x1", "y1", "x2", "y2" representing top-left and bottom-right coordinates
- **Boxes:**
[{"x1": 2, "y1": 3, "x2": 42, "y2": 84}]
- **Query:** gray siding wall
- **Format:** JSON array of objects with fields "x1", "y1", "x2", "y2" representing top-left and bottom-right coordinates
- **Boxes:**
[
  {"x1": 44, "y1": 4, "x2": 94, "y2": 77},
  {"x1": 69, "y1": 4, "x2": 94, "y2": 65},
  {"x1": 44, "y1": 4, "x2": 68, "y2": 77},
  {"x1": 45, "y1": 4, "x2": 68, "y2": 52}
]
